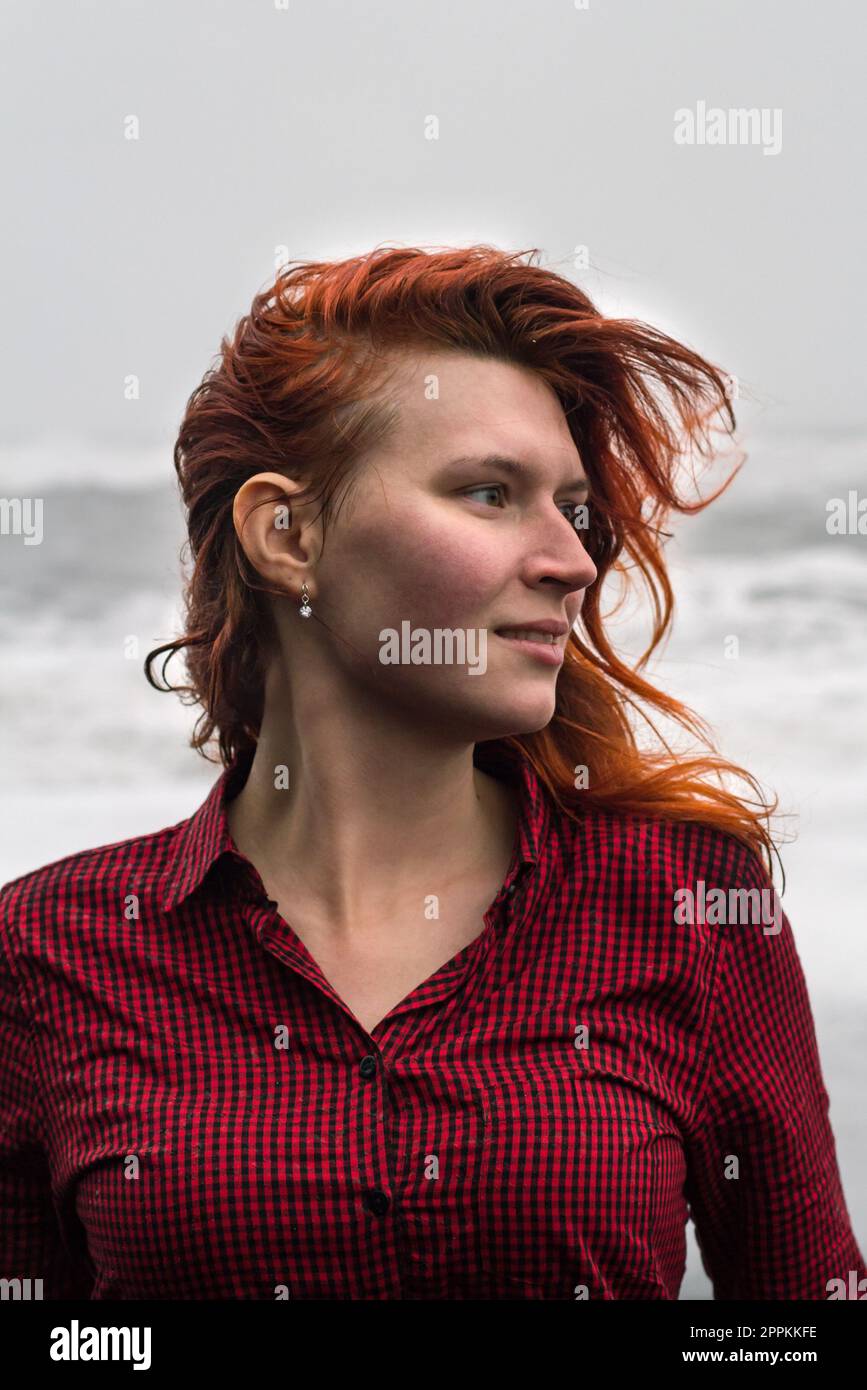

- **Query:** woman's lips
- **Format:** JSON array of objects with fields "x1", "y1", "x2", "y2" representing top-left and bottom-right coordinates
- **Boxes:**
[{"x1": 494, "y1": 629, "x2": 565, "y2": 666}]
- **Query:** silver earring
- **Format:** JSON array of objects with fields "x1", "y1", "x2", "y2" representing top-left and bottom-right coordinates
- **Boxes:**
[{"x1": 299, "y1": 581, "x2": 312, "y2": 618}]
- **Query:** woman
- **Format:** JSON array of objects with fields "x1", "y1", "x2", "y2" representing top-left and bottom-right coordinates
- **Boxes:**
[{"x1": 1, "y1": 245, "x2": 863, "y2": 1300}]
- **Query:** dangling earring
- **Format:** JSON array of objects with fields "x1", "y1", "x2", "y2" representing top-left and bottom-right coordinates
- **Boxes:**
[{"x1": 299, "y1": 581, "x2": 312, "y2": 618}]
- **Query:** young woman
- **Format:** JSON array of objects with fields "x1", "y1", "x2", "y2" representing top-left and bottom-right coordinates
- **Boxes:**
[{"x1": 1, "y1": 245, "x2": 863, "y2": 1300}]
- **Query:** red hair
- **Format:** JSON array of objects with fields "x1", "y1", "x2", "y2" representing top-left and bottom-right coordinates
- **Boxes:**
[{"x1": 145, "y1": 244, "x2": 785, "y2": 882}]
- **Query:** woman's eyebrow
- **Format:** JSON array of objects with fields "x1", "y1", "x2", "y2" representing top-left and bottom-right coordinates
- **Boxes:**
[{"x1": 442, "y1": 453, "x2": 591, "y2": 493}]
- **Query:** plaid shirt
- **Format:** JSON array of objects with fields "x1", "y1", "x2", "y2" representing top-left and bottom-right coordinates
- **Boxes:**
[{"x1": 1, "y1": 747, "x2": 863, "y2": 1300}]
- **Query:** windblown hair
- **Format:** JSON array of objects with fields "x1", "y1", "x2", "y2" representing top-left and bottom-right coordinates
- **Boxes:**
[{"x1": 146, "y1": 243, "x2": 785, "y2": 881}]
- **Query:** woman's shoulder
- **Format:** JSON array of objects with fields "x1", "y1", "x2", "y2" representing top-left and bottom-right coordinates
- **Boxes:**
[
  {"x1": 0, "y1": 815, "x2": 188, "y2": 954},
  {"x1": 558, "y1": 799, "x2": 770, "y2": 888},
  {"x1": 549, "y1": 800, "x2": 777, "y2": 952}
]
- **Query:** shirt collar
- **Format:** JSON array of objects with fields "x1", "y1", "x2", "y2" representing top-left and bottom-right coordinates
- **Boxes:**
[
  {"x1": 160, "y1": 742, "x2": 554, "y2": 916},
  {"x1": 160, "y1": 752, "x2": 253, "y2": 915},
  {"x1": 473, "y1": 740, "x2": 553, "y2": 880}
]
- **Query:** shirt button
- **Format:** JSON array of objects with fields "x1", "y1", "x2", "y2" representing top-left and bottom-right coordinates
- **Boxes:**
[
  {"x1": 363, "y1": 1188, "x2": 390, "y2": 1216},
  {"x1": 507, "y1": 883, "x2": 517, "y2": 895},
  {"x1": 359, "y1": 1054, "x2": 378, "y2": 1079}
]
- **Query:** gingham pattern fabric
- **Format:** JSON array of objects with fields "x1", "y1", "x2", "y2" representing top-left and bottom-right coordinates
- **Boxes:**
[{"x1": 1, "y1": 748, "x2": 863, "y2": 1299}]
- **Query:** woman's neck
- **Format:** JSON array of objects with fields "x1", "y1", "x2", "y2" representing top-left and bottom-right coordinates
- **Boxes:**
[{"x1": 225, "y1": 725, "x2": 519, "y2": 933}]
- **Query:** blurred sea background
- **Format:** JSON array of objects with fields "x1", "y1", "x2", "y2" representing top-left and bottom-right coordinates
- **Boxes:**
[{"x1": 0, "y1": 426, "x2": 864, "y2": 1297}]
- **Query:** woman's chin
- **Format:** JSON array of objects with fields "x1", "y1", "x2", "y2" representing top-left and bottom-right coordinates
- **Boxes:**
[{"x1": 467, "y1": 695, "x2": 557, "y2": 741}]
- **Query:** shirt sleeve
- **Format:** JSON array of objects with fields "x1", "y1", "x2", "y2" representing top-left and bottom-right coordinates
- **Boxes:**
[
  {"x1": 683, "y1": 840, "x2": 866, "y2": 1300},
  {"x1": 0, "y1": 885, "x2": 95, "y2": 1299}
]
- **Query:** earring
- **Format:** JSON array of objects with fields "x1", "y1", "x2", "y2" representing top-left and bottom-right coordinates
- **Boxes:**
[{"x1": 299, "y1": 581, "x2": 312, "y2": 618}]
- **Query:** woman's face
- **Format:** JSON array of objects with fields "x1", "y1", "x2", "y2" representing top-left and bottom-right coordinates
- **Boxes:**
[{"x1": 282, "y1": 348, "x2": 598, "y2": 742}]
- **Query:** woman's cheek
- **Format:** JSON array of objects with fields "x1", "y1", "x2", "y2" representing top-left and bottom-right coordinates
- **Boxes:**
[
  {"x1": 409, "y1": 541, "x2": 505, "y2": 623},
  {"x1": 345, "y1": 505, "x2": 508, "y2": 620}
]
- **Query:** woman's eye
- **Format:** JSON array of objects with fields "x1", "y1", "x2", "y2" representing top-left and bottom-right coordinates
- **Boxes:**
[
  {"x1": 462, "y1": 487, "x2": 587, "y2": 524},
  {"x1": 462, "y1": 484, "x2": 505, "y2": 507}
]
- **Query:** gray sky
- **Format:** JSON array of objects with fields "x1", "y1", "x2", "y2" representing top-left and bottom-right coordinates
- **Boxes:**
[{"x1": 1, "y1": 0, "x2": 865, "y2": 468}]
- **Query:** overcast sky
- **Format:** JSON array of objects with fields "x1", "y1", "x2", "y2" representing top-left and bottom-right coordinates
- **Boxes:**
[{"x1": 1, "y1": 0, "x2": 864, "y2": 472}]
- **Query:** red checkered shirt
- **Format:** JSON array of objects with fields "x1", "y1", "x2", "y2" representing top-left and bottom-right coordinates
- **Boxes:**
[{"x1": 1, "y1": 747, "x2": 863, "y2": 1299}]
